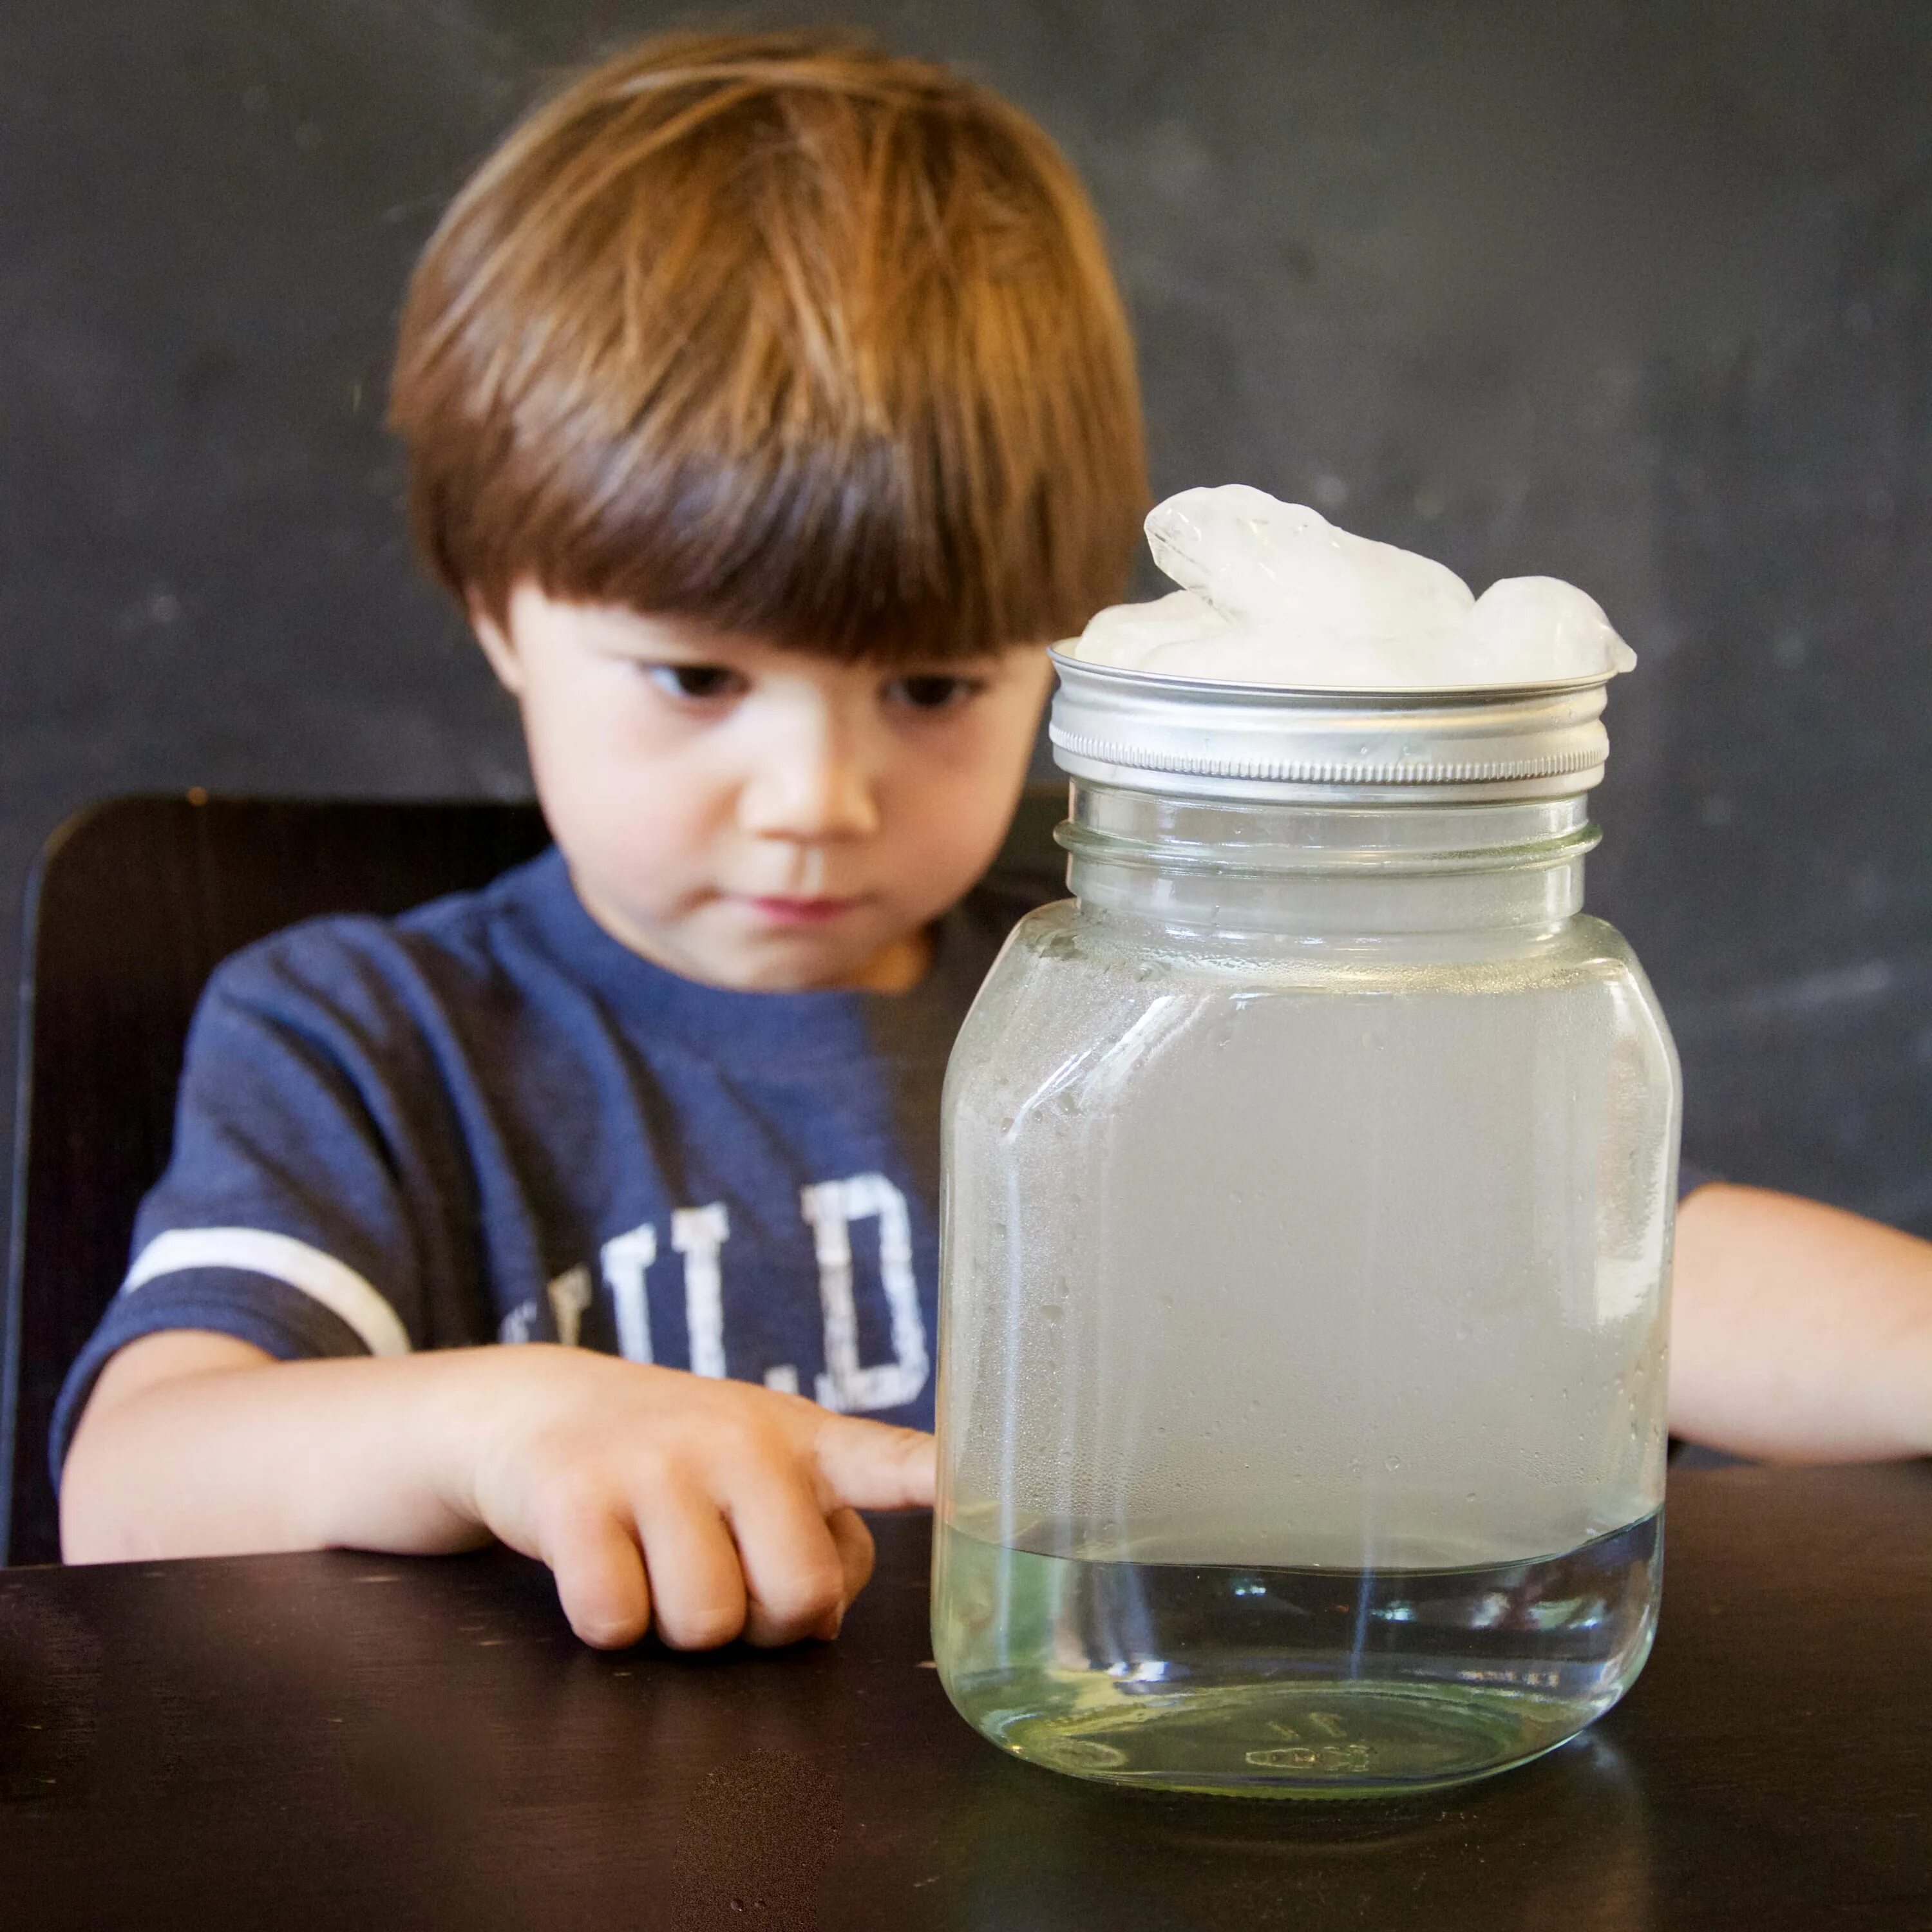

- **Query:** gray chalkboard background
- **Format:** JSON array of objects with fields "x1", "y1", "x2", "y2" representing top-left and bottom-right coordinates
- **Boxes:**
[{"x1": 3, "y1": 1, "x2": 1929, "y2": 1242}]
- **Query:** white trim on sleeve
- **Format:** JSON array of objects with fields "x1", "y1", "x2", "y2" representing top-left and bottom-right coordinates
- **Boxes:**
[{"x1": 122, "y1": 1227, "x2": 413, "y2": 1358}]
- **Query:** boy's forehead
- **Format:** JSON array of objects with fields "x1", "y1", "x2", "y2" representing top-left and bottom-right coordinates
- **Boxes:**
[
  {"x1": 510, "y1": 592, "x2": 728, "y2": 650},
  {"x1": 509, "y1": 584, "x2": 1035, "y2": 670},
  {"x1": 507, "y1": 589, "x2": 755, "y2": 658}
]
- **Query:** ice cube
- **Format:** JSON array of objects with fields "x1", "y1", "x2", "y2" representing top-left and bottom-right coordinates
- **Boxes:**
[
  {"x1": 1146, "y1": 486, "x2": 1473, "y2": 639},
  {"x1": 1072, "y1": 589, "x2": 1227, "y2": 670},
  {"x1": 1066, "y1": 484, "x2": 1635, "y2": 692},
  {"x1": 1138, "y1": 627, "x2": 1469, "y2": 688},
  {"x1": 1464, "y1": 577, "x2": 1636, "y2": 683}
]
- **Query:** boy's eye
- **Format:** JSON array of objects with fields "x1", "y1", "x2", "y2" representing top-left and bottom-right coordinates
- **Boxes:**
[
  {"x1": 645, "y1": 663, "x2": 746, "y2": 701},
  {"x1": 886, "y1": 674, "x2": 982, "y2": 712}
]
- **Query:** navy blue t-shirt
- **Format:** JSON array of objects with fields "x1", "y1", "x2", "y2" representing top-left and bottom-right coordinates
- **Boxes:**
[{"x1": 53, "y1": 850, "x2": 1046, "y2": 1473}]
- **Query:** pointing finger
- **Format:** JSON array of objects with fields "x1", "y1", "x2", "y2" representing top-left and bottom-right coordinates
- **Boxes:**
[{"x1": 811, "y1": 1416, "x2": 935, "y2": 1511}]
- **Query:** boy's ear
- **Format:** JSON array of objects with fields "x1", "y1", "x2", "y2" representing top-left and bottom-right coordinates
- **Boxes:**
[{"x1": 468, "y1": 594, "x2": 526, "y2": 696}]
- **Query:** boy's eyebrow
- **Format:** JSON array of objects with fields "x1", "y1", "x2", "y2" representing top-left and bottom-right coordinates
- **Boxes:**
[
  {"x1": 589, "y1": 618, "x2": 1012, "y2": 675},
  {"x1": 580, "y1": 617, "x2": 759, "y2": 659}
]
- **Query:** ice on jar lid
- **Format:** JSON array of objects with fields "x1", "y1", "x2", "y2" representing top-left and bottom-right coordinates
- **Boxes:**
[{"x1": 1066, "y1": 484, "x2": 1635, "y2": 690}]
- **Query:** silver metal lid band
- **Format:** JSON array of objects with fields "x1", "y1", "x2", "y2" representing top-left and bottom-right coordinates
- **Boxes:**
[{"x1": 1048, "y1": 651, "x2": 1615, "y2": 804}]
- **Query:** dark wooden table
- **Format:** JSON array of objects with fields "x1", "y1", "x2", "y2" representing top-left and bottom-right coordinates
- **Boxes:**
[{"x1": 2, "y1": 1464, "x2": 1927, "y2": 1931}]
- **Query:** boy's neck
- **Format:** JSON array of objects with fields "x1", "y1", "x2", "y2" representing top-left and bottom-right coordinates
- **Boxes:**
[{"x1": 848, "y1": 928, "x2": 934, "y2": 994}]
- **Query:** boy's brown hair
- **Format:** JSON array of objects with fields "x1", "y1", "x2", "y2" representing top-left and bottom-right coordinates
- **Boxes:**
[{"x1": 390, "y1": 29, "x2": 1147, "y2": 663}]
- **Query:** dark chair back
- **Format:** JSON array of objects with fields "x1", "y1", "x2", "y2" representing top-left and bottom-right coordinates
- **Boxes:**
[{"x1": 1, "y1": 786, "x2": 1065, "y2": 1564}]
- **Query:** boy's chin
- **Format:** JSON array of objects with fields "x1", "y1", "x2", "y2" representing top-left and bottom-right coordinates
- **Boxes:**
[
  {"x1": 708, "y1": 936, "x2": 900, "y2": 993},
  {"x1": 667, "y1": 914, "x2": 911, "y2": 994}
]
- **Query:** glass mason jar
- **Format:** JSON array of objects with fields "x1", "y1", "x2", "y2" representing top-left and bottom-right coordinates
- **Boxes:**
[{"x1": 933, "y1": 658, "x2": 1681, "y2": 1797}]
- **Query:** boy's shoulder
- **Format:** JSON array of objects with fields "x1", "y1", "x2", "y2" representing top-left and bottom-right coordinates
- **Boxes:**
[{"x1": 196, "y1": 849, "x2": 573, "y2": 1027}]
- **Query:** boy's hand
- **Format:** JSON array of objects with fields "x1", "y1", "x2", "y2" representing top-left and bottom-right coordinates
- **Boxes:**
[
  {"x1": 63, "y1": 1333, "x2": 933, "y2": 1653},
  {"x1": 445, "y1": 1348, "x2": 933, "y2": 1649}
]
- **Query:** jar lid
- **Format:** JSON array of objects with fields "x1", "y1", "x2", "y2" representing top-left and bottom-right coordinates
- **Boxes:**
[{"x1": 1047, "y1": 652, "x2": 1613, "y2": 804}]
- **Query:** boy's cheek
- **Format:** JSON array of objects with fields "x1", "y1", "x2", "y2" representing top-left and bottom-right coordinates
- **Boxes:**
[
  {"x1": 539, "y1": 762, "x2": 717, "y2": 904},
  {"x1": 878, "y1": 807, "x2": 1016, "y2": 920}
]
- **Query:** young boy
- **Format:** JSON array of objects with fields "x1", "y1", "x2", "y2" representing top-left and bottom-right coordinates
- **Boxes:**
[
  {"x1": 55, "y1": 31, "x2": 1146, "y2": 1649},
  {"x1": 57, "y1": 32, "x2": 1932, "y2": 1647}
]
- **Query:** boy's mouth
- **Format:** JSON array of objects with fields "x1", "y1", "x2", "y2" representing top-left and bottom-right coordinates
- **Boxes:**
[{"x1": 735, "y1": 895, "x2": 869, "y2": 927}]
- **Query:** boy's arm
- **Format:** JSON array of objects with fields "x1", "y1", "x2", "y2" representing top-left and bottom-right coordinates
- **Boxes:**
[
  {"x1": 61, "y1": 1332, "x2": 934, "y2": 1649},
  {"x1": 1669, "y1": 1183, "x2": 1932, "y2": 1462}
]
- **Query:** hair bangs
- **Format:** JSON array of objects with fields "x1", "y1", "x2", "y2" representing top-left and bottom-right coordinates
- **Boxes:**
[{"x1": 392, "y1": 30, "x2": 1147, "y2": 665}]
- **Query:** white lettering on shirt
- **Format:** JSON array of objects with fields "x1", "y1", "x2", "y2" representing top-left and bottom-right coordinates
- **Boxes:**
[
  {"x1": 672, "y1": 1203, "x2": 730, "y2": 1379},
  {"x1": 546, "y1": 1264, "x2": 593, "y2": 1348},
  {"x1": 599, "y1": 1222, "x2": 659, "y2": 1364},
  {"x1": 800, "y1": 1173, "x2": 929, "y2": 1414}
]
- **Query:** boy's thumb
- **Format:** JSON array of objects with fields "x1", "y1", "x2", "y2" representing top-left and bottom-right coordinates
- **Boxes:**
[{"x1": 813, "y1": 1416, "x2": 936, "y2": 1511}]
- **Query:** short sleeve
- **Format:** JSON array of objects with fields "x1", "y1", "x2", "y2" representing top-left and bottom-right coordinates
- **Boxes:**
[
  {"x1": 1678, "y1": 1159, "x2": 1718, "y2": 1200},
  {"x1": 50, "y1": 922, "x2": 464, "y2": 1481}
]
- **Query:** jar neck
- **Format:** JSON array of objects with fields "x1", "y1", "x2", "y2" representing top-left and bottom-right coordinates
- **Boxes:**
[{"x1": 1059, "y1": 782, "x2": 1598, "y2": 937}]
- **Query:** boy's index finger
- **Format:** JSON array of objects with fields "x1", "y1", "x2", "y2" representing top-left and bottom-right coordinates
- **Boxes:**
[{"x1": 810, "y1": 1414, "x2": 936, "y2": 1512}]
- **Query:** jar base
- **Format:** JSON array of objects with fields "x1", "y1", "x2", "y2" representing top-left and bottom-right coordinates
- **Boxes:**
[
  {"x1": 934, "y1": 1511, "x2": 1660, "y2": 1797},
  {"x1": 957, "y1": 1677, "x2": 1609, "y2": 1797}
]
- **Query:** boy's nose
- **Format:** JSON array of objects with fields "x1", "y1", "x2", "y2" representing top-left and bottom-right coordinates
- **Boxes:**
[{"x1": 737, "y1": 744, "x2": 881, "y2": 842}]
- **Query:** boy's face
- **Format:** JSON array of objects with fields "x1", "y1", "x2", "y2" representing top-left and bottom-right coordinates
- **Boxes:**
[{"x1": 475, "y1": 583, "x2": 1055, "y2": 992}]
